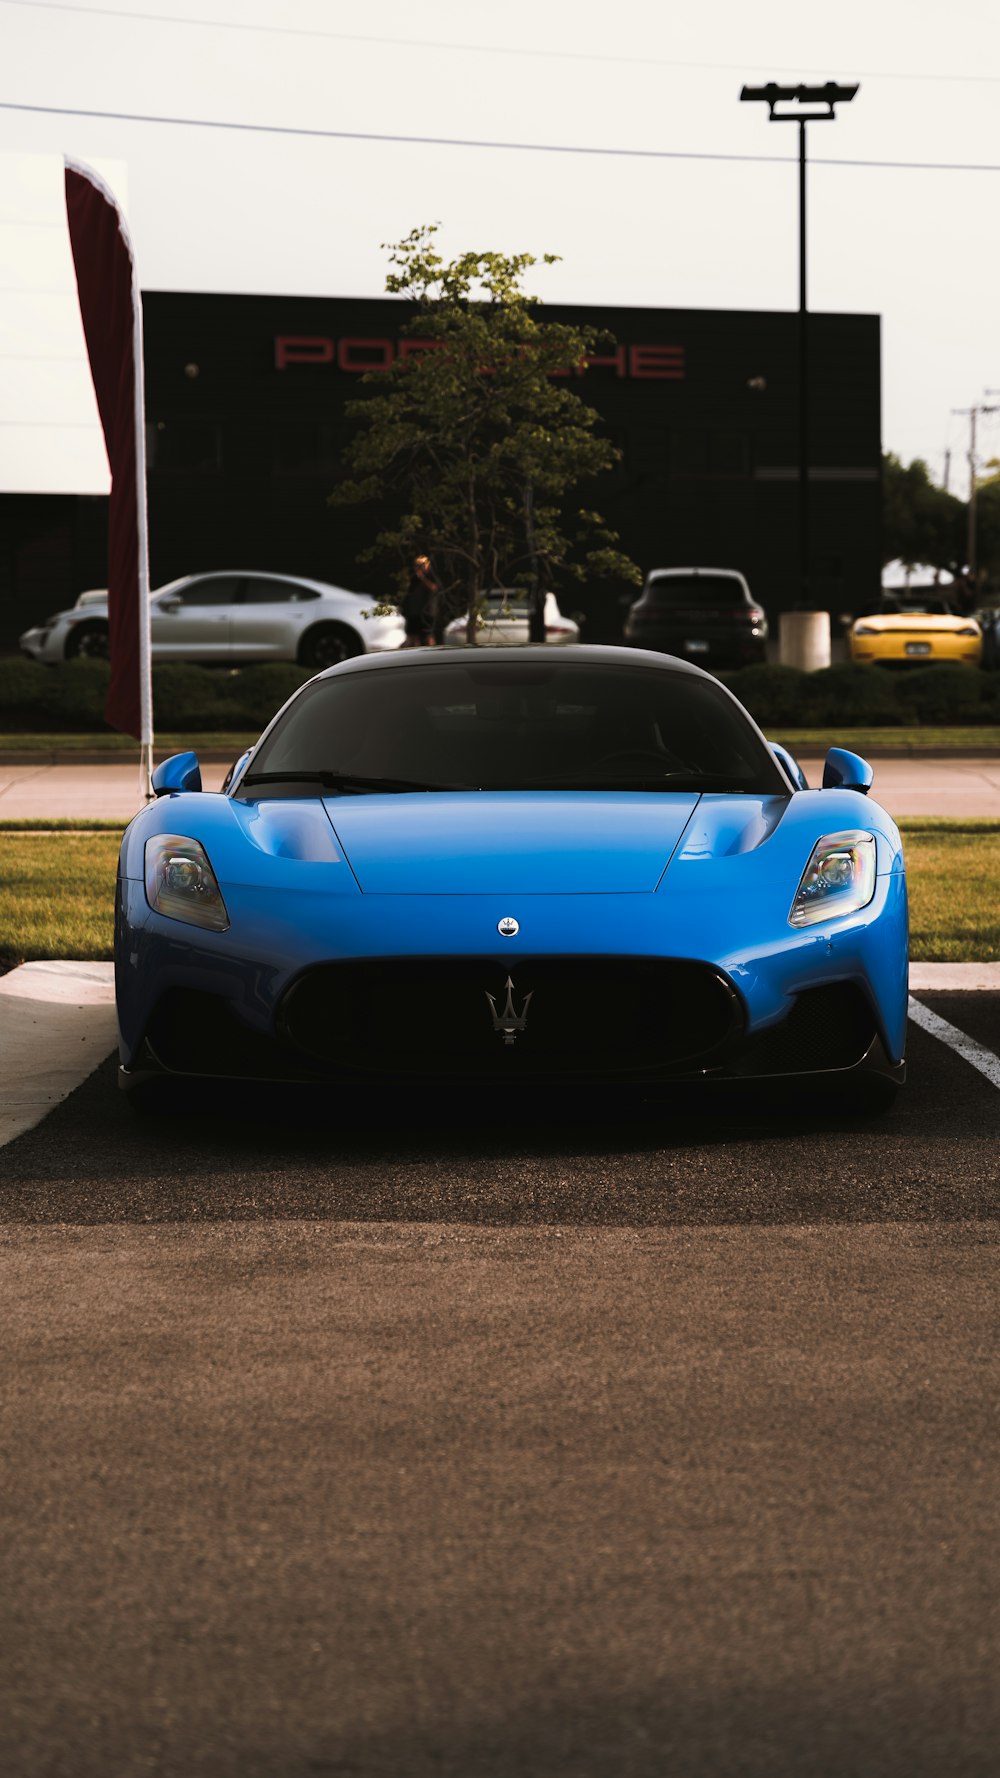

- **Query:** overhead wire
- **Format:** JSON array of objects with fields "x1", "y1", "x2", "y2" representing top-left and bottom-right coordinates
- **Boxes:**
[
  {"x1": 1, "y1": 0, "x2": 999, "y2": 86},
  {"x1": 0, "y1": 99, "x2": 997, "y2": 172}
]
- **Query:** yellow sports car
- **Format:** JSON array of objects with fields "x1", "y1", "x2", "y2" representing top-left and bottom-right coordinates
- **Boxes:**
[{"x1": 849, "y1": 599, "x2": 982, "y2": 666}]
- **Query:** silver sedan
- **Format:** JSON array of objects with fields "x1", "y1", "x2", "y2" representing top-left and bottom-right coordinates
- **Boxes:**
[
  {"x1": 19, "y1": 571, "x2": 405, "y2": 668},
  {"x1": 443, "y1": 590, "x2": 580, "y2": 647}
]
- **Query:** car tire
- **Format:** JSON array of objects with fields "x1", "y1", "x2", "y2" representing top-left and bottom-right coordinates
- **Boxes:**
[
  {"x1": 298, "y1": 623, "x2": 364, "y2": 669},
  {"x1": 64, "y1": 620, "x2": 110, "y2": 660}
]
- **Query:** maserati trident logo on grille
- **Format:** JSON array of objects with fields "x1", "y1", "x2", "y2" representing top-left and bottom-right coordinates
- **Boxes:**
[
  {"x1": 486, "y1": 976, "x2": 533, "y2": 1046},
  {"x1": 497, "y1": 916, "x2": 519, "y2": 937}
]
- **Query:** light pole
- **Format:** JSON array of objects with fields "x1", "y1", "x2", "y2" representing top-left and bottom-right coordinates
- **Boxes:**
[
  {"x1": 740, "y1": 82, "x2": 859, "y2": 612},
  {"x1": 952, "y1": 399, "x2": 1000, "y2": 590}
]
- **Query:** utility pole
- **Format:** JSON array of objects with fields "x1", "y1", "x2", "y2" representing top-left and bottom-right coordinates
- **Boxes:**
[
  {"x1": 740, "y1": 81, "x2": 858, "y2": 611},
  {"x1": 960, "y1": 407, "x2": 967, "y2": 586},
  {"x1": 952, "y1": 402, "x2": 1000, "y2": 588}
]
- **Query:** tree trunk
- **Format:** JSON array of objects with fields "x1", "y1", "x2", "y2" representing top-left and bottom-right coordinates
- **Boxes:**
[
  {"x1": 525, "y1": 483, "x2": 545, "y2": 643},
  {"x1": 464, "y1": 476, "x2": 481, "y2": 644}
]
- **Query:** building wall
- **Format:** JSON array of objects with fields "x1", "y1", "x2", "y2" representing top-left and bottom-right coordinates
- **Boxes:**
[{"x1": 1, "y1": 292, "x2": 881, "y2": 649}]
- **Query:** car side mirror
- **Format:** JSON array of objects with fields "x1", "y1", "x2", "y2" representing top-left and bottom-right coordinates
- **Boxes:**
[
  {"x1": 151, "y1": 751, "x2": 202, "y2": 796},
  {"x1": 822, "y1": 747, "x2": 873, "y2": 795},
  {"x1": 157, "y1": 595, "x2": 181, "y2": 612}
]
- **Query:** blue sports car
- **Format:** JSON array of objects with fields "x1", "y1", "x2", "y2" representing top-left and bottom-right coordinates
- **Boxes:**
[{"x1": 115, "y1": 646, "x2": 907, "y2": 1111}]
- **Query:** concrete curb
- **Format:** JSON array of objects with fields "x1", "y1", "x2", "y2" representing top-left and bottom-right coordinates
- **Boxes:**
[
  {"x1": 0, "y1": 961, "x2": 117, "y2": 1147},
  {"x1": 0, "y1": 750, "x2": 241, "y2": 766},
  {"x1": 908, "y1": 963, "x2": 1000, "y2": 991}
]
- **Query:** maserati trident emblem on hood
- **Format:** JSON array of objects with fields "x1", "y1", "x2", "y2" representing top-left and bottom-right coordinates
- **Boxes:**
[
  {"x1": 498, "y1": 916, "x2": 519, "y2": 937},
  {"x1": 486, "y1": 976, "x2": 533, "y2": 1046}
]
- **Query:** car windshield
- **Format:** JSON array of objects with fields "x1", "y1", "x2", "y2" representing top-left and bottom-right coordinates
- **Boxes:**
[
  {"x1": 878, "y1": 597, "x2": 953, "y2": 616},
  {"x1": 238, "y1": 659, "x2": 787, "y2": 796},
  {"x1": 643, "y1": 575, "x2": 749, "y2": 607},
  {"x1": 481, "y1": 593, "x2": 530, "y2": 614}
]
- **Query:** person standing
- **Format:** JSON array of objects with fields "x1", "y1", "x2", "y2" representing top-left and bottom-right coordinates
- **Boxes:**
[{"x1": 400, "y1": 554, "x2": 439, "y2": 647}]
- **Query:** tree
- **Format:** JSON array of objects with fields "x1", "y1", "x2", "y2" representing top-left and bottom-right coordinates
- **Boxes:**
[
  {"x1": 330, "y1": 226, "x2": 640, "y2": 642},
  {"x1": 881, "y1": 452, "x2": 966, "y2": 576}
]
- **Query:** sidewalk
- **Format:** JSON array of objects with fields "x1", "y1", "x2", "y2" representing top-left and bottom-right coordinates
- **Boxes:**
[
  {"x1": 0, "y1": 759, "x2": 229, "y2": 821},
  {"x1": 1, "y1": 756, "x2": 999, "y2": 821},
  {"x1": 0, "y1": 961, "x2": 117, "y2": 1145}
]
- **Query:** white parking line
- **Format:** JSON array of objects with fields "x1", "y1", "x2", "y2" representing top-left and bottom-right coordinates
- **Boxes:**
[{"x1": 907, "y1": 995, "x2": 1000, "y2": 1092}]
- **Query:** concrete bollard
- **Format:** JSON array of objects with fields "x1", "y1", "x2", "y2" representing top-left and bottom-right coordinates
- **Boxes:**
[{"x1": 779, "y1": 609, "x2": 831, "y2": 671}]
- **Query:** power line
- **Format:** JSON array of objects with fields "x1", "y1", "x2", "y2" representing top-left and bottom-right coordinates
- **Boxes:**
[
  {"x1": 1, "y1": 98, "x2": 998, "y2": 171},
  {"x1": 2, "y1": 0, "x2": 1000, "y2": 87}
]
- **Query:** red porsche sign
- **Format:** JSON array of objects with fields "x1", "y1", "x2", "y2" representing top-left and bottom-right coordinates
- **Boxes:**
[{"x1": 274, "y1": 335, "x2": 685, "y2": 379}]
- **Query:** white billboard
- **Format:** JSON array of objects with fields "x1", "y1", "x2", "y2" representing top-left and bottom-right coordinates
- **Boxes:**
[{"x1": 0, "y1": 153, "x2": 129, "y2": 495}]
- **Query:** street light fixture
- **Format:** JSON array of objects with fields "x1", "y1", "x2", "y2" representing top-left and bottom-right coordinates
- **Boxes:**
[{"x1": 740, "y1": 81, "x2": 859, "y2": 611}]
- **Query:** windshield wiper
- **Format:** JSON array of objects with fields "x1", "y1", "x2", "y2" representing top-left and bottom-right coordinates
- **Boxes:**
[{"x1": 240, "y1": 770, "x2": 459, "y2": 793}]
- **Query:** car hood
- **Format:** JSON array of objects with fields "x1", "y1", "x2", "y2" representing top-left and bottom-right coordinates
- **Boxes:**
[
  {"x1": 38, "y1": 603, "x2": 107, "y2": 624},
  {"x1": 323, "y1": 792, "x2": 702, "y2": 893}
]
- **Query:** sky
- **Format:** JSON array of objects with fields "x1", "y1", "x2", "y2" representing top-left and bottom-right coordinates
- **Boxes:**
[{"x1": 2, "y1": 0, "x2": 999, "y2": 495}]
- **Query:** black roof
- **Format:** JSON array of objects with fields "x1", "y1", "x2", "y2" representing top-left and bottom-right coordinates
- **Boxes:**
[{"x1": 317, "y1": 643, "x2": 713, "y2": 682}]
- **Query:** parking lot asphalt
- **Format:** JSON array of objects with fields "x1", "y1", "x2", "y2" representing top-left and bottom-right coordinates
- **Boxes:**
[
  {"x1": 0, "y1": 753, "x2": 999, "y2": 820},
  {"x1": 0, "y1": 999, "x2": 997, "y2": 1778}
]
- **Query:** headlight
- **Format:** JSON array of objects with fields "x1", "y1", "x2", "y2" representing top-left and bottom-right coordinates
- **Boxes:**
[
  {"x1": 853, "y1": 623, "x2": 878, "y2": 636},
  {"x1": 145, "y1": 834, "x2": 229, "y2": 931},
  {"x1": 789, "y1": 831, "x2": 876, "y2": 928},
  {"x1": 957, "y1": 624, "x2": 980, "y2": 637}
]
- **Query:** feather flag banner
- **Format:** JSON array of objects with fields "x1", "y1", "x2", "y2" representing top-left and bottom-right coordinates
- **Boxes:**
[{"x1": 64, "y1": 158, "x2": 153, "y2": 780}]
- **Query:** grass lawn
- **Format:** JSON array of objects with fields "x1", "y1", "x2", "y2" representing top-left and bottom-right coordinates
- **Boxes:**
[
  {"x1": 900, "y1": 823, "x2": 1000, "y2": 961},
  {"x1": 776, "y1": 727, "x2": 1000, "y2": 753},
  {"x1": 3, "y1": 727, "x2": 1000, "y2": 757},
  {"x1": 0, "y1": 832, "x2": 119, "y2": 963},
  {"x1": 2, "y1": 819, "x2": 999, "y2": 968},
  {"x1": 0, "y1": 733, "x2": 256, "y2": 754}
]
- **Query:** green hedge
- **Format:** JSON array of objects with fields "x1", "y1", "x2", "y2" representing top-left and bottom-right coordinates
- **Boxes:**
[
  {"x1": 0, "y1": 658, "x2": 313, "y2": 733},
  {"x1": 3, "y1": 654, "x2": 1000, "y2": 735},
  {"x1": 721, "y1": 662, "x2": 1000, "y2": 729}
]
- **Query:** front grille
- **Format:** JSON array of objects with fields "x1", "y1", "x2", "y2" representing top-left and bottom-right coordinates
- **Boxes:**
[
  {"x1": 141, "y1": 972, "x2": 879, "y2": 1089},
  {"x1": 278, "y1": 956, "x2": 744, "y2": 1082},
  {"x1": 727, "y1": 982, "x2": 878, "y2": 1079}
]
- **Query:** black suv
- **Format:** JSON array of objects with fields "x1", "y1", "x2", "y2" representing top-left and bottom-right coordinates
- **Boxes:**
[{"x1": 623, "y1": 567, "x2": 768, "y2": 667}]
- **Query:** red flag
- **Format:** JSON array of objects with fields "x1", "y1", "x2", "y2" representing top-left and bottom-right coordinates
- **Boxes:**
[{"x1": 64, "y1": 159, "x2": 152, "y2": 753}]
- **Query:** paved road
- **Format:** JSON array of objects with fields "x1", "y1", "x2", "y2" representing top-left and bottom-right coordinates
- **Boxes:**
[
  {"x1": 1, "y1": 755, "x2": 1000, "y2": 819},
  {"x1": 0, "y1": 996, "x2": 997, "y2": 1777}
]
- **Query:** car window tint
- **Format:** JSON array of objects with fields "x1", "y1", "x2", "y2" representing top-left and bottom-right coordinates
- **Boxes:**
[
  {"x1": 244, "y1": 661, "x2": 786, "y2": 794},
  {"x1": 242, "y1": 578, "x2": 320, "y2": 604},
  {"x1": 482, "y1": 593, "x2": 530, "y2": 614},
  {"x1": 644, "y1": 576, "x2": 749, "y2": 607},
  {"x1": 170, "y1": 577, "x2": 241, "y2": 607},
  {"x1": 878, "y1": 596, "x2": 954, "y2": 616}
]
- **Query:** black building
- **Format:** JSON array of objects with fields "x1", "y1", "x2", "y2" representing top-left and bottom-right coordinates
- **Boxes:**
[{"x1": 1, "y1": 292, "x2": 881, "y2": 649}]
